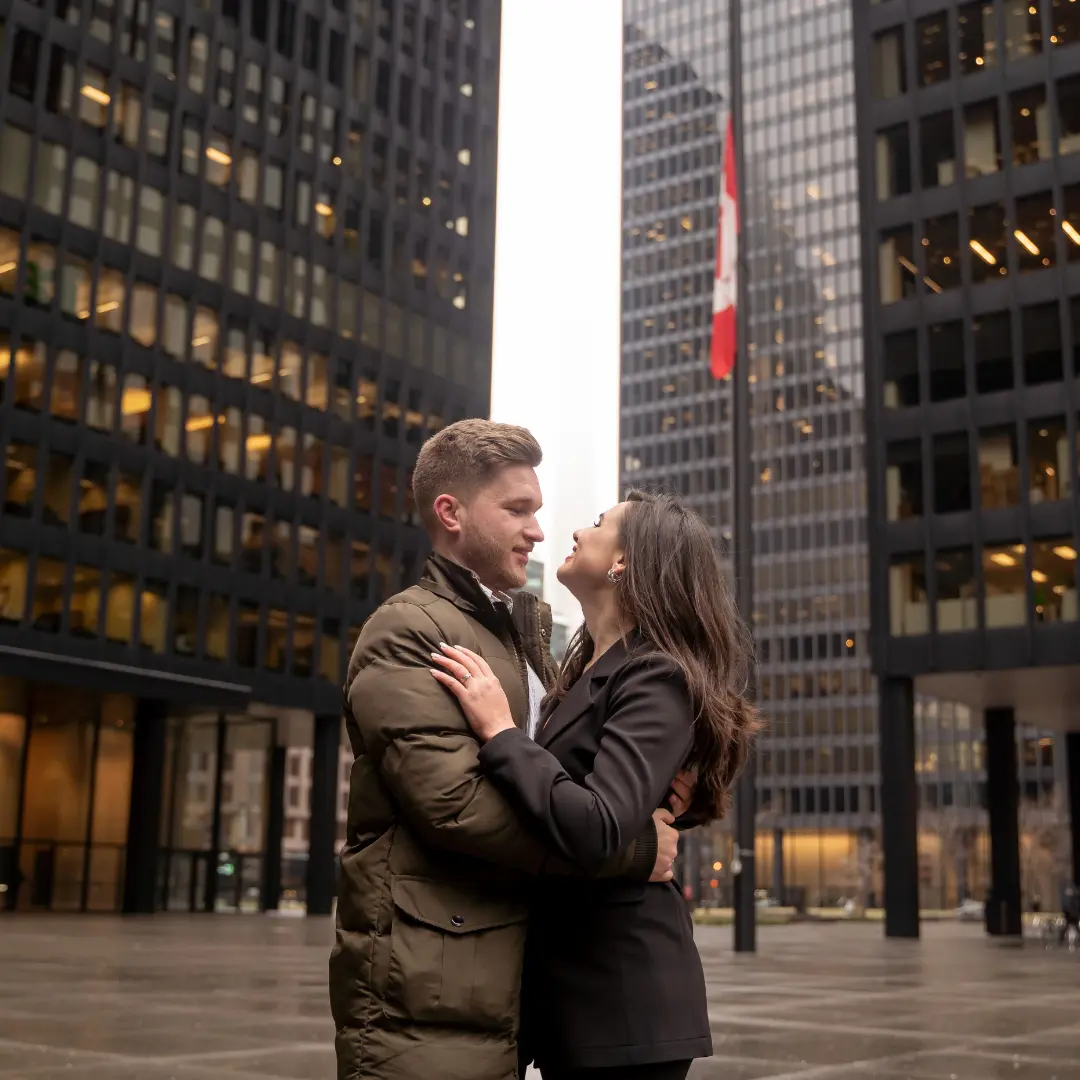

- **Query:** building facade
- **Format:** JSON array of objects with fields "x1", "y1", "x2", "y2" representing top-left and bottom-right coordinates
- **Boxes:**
[
  {"x1": 0, "y1": 0, "x2": 501, "y2": 914},
  {"x1": 854, "y1": 0, "x2": 1080, "y2": 934}
]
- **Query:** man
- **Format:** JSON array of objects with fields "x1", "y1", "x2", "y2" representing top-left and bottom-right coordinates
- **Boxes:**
[{"x1": 331, "y1": 419, "x2": 679, "y2": 1080}]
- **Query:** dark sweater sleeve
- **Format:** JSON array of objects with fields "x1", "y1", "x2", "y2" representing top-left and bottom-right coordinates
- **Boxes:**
[{"x1": 477, "y1": 656, "x2": 693, "y2": 871}]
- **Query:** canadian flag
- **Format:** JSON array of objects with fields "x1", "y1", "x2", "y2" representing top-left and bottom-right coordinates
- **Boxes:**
[{"x1": 710, "y1": 115, "x2": 738, "y2": 380}]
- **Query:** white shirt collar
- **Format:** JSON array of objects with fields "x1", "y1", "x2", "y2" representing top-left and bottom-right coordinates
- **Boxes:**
[{"x1": 476, "y1": 577, "x2": 515, "y2": 614}]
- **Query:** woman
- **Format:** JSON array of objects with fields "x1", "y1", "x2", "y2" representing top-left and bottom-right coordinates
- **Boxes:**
[{"x1": 431, "y1": 489, "x2": 759, "y2": 1080}]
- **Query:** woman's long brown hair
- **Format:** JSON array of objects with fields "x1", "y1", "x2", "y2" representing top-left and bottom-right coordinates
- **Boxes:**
[{"x1": 551, "y1": 490, "x2": 760, "y2": 822}]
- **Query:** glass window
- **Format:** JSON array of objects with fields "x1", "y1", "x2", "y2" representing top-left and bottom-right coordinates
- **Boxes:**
[
  {"x1": 181, "y1": 118, "x2": 200, "y2": 176},
  {"x1": 266, "y1": 610, "x2": 287, "y2": 671},
  {"x1": 223, "y1": 328, "x2": 247, "y2": 382},
  {"x1": 10, "y1": 339, "x2": 47, "y2": 411},
  {"x1": 216, "y1": 44, "x2": 236, "y2": 109},
  {"x1": 213, "y1": 504, "x2": 235, "y2": 566},
  {"x1": 307, "y1": 353, "x2": 329, "y2": 410},
  {"x1": 24, "y1": 242, "x2": 56, "y2": 308},
  {"x1": 339, "y1": 279, "x2": 358, "y2": 338},
  {"x1": 149, "y1": 482, "x2": 174, "y2": 552},
  {"x1": 1015, "y1": 191, "x2": 1055, "y2": 272},
  {"x1": 920, "y1": 112, "x2": 956, "y2": 189},
  {"x1": 886, "y1": 441, "x2": 923, "y2": 521},
  {"x1": 1022, "y1": 302, "x2": 1062, "y2": 384},
  {"x1": 969, "y1": 202, "x2": 1008, "y2": 282},
  {"x1": 34, "y1": 141, "x2": 67, "y2": 215},
  {"x1": 329, "y1": 446, "x2": 349, "y2": 507},
  {"x1": 104, "y1": 571, "x2": 136, "y2": 644},
  {"x1": 320, "y1": 619, "x2": 341, "y2": 684},
  {"x1": 238, "y1": 150, "x2": 259, "y2": 204},
  {"x1": 199, "y1": 217, "x2": 225, "y2": 281},
  {"x1": 979, "y1": 426, "x2": 1020, "y2": 508},
  {"x1": 257, "y1": 242, "x2": 280, "y2": 305},
  {"x1": 934, "y1": 432, "x2": 972, "y2": 513},
  {"x1": 3, "y1": 442, "x2": 38, "y2": 518},
  {"x1": 95, "y1": 269, "x2": 125, "y2": 333},
  {"x1": 889, "y1": 557, "x2": 924, "y2": 630},
  {"x1": 964, "y1": 100, "x2": 1001, "y2": 177},
  {"x1": 68, "y1": 157, "x2": 101, "y2": 230},
  {"x1": 85, "y1": 362, "x2": 117, "y2": 432},
  {"x1": 49, "y1": 350, "x2": 82, "y2": 421},
  {"x1": 1032, "y1": 539, "x2": 1078, "y2": 622},
  {"x1": 179, "y1": 494, "x2": 204, "y2": 558},
  {"x1": 162, "y1": 295, "x2": 187, "y2": 359},
  {"x1": 928, "y1": 321, "x2": 965, "y2": 401},
  {"x1": 286, "y1": 256, "x2": 308, "y2": 319},
  {"x1": 243, "y1": 62, "x2": 263, "y2": 125},
  {"x1": 1053, "y1": 0, "x2": 1080, "y2": 46},
  {"x1": 78, "y1": 68, "x2": 110, "y2": 128},
  {"x1": 153, "y1": 12, "x2": 177, "y2": 78},
  {"x1": 275, "y1": 426, "x2": 297, "y2": 491},
  {"x1": 192, "y1": 307, "x2": 219, "y2": 369},
  {"x1": 1028, "y1": 417, "x2": 1071, "y2": 502},
  {"x1": 103, "y1": 172, "x2": 135, "y2": 244},
  {"x1": 879, "y1": 226, "x2": 918, "y2": 303},
  {"x1": 139, "y1": 579, "x2": 168, "y2": 653},
  {"x1": 187, "y1": 29, "x2": 209, "y2": 93},
  {"x1": 69, "y1": 564, "x2": 105, "y2": 638},
  {"x1": 0, "y1": 229, "x2": 17, "y2": 295},
  {"x1": 171, "y1": 203, "x2": 196, "y2": 269},
  {"x1": 984, "y1": 544, "x2": 1027, "y2": 627},
  {"x1": 246, "y1": 417, "x2": 271, "y2": 480},
  {"x1": 270, "y1": 521, "x2": 293, "y2": 581},
  {"x1": 0, "y1": 125, "x2": 32, "y2": 200},
  {"x1": 0, "y1": 548, "x2": 29, "y2": 625},
  {"x1": 185, "y1": 395, "x2": 214, "y2": 464},
  {"x1": 924, "y1": 213, "x2": 961, "y2": 291},
  {"x1": 1004, "y1": 1, "x2": 1042, "y2": 58},
  {"x1": 251, "y1": 337, "x2": 275, "y2": 387},
  {"x1": 974, "y1": 311, "x2": 1013, "y2": 392},
  {"x1": 129, "y1": 282, "x2": 157, "y2": 347},
  {"x1": 1011, "y1": 86, "x2": 1050, "y2": 166},
  {"x1": 147, "y1": 102, "x2": 169, "y2": 156},
  {"x1": 136, "y1": 187, "x2": 165, "y2": 257},
  {"x1": 873, "y1": 27, "x2": 907, "y2": 99},
  {"x1": 937, "y1": 549, "x2": 977, "y2": 633},
  {"x1": 219, "y1": 407, "x2": 242, "y2": 473},
  {"x1": 884, "y1": 330, "x2": 918, "y2": 408},
  {"x1": 29, "y1": 556, "x2": 65, "y2": 632},
  {"x1": 114, "y1": 472, "x2": 141, "y2": 544},
  {"x1": 206, "y1": 594, "x2": 229, "y2": 661},
  {"x1": 77, "y1": 460, "x2": 109, "y2": 534},
  {"x1": 280, "y1": 342, "x2": 303, "y2": 400},
  {"x1": 241, "y1": 511, "x2": 265, "y2": 572},
  {"x1": 119, "y1": 374, "x2": 150, "y2": 444},
  {"x1": 302, "y1": 436, "x2": 324, "y2": 498},
  {"x1": 958, "y1": 1, "x2": 998, "y2": 73},
  {"x1": 205, "y1": 135, "x2": 231, "y2": 187},
  {"x1": 173, "y1": 587, "x2": 198, "y2": 655},
  {"x1": 41, "y1": 451, "x2": 74, "y2": 527},
  {"x1": 917, "y1": 12, "x2": 950, "y2": 85},
  {"x1": 9, "y1": 27, "x2": 42, "y2": 102},
  {"x1": 115, "y1": 84, "x2": 141, "y2": 148}
]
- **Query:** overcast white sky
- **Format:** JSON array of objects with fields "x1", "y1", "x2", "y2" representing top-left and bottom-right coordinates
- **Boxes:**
[{"x1": 490, "y1": 1, "x2": 623, "y2": 624}]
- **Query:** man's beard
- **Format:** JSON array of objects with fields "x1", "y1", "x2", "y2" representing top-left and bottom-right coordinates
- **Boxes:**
[{"x1": 460, "y1": 526, "x2": 518, "y2": 592}]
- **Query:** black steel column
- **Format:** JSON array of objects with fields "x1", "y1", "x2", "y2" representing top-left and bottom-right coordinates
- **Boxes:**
[
  {"x1": 203, "y1": 713, "x2": 227, "y2": 913},
  {"x1": 729, "y1": 0, "x2": 756, "y2": 956},
  {"x1": 985, "y1": 707, "x2": 1022, "y2": 937},
  {"x1": 79, "y1": 706, "x2": 103, "y2": 912},
  {"x1": 261, "y1": 743, "x2": 286, "y2": 912},
  {"x1": 1068, "y1": 732, "x2": 1080, "y2": 888},
  {"x1": 307, "y1": 713, "x2": 339, "y2": 916},
  {"x1": 880, "y1": 676, "x2": 919, "y2": 938},
  {"x1": 122, "y1": 699, "x2": 168, "y2": 914},
  {"x1": 772, "y1": 827, "x2": 784, "y2": 903}
]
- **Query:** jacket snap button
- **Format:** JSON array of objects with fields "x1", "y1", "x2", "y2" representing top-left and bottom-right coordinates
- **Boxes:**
[{"x1": 451, "y1": 915, "x2": 465, "y2": 927}]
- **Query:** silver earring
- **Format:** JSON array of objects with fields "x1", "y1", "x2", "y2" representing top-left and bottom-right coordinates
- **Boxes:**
[{"x1": 607, "y1": 569, "x2": 621, "y2": 585}]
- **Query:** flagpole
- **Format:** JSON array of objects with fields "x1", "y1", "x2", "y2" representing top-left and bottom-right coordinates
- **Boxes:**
[{"x1": 729, "y1": 0, "x2": 757, "y2": 956}]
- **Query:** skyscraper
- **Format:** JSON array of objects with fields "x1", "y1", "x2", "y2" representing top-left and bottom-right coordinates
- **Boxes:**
[
  {"x1": 0, "y1": 0, "x2": 500, "y2": 914},
  {"x1": 621, "y1": 0, "x2": 880, "y2": 906}
]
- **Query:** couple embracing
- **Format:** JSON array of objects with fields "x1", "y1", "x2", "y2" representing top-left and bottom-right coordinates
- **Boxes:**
[{"x1": 330, "y1": 419, "x2": 758, "y2": 1080}]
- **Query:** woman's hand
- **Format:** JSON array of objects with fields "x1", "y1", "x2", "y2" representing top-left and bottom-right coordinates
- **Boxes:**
[
  {"x1": 668, "y1": 768, "x2": 698, "y2": 818},
  {"x1": 430, "y1": 643, "x2": 516, "y2": 743}
]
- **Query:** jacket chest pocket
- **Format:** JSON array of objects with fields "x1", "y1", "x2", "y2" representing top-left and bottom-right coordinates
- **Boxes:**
[{"x1": 384, "y1": 876, "x2": 529, "y2": 1033}]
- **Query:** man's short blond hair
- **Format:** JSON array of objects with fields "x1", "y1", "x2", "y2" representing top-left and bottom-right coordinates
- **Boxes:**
[{"x1": 412, "y1": 419, "x2": 542, "y2": 532}]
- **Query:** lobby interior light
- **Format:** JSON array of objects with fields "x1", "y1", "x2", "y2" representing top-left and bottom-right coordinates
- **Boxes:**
[
  {"x1": 1014, "y1": 229, "x2": 1040, "y2": 256},
  {"x1": 1062, "y1": 220, "x2": 1080, "y2": 245},
  {"x1": 970, "y1": 239, "x2": 997, "y2": 265},
  {"x1": 1053, "y1": 545, "x2": 1077, "y2": 560},
  {"x1": 185, "y1": 415, "x2": 215, "y2": 432},
  {"x1": 205, "y1": 146, "x2": 232, "y2": 166},
  {"x1": 1032, "y1": 570, "x2": 1049, "y2": 583},
  {"x1": 120, "y1": 387, "x2": 152, "y2": 415},
  {"x1": 246, "y1": 433, "x2": 272, "y2": 452},
  {"x1": 315, "y1": 202, "x2": 333, "y2": 217},
  {"x1": 0, "y1": 261, "x2": 16, "y2": 275},
  {"x1": 990, "y1": 552, "x2": 1017, "y2": 567}
]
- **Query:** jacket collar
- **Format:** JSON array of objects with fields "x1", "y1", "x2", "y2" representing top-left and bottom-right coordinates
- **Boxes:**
[{"x1": 537, "y1": 632, "x2": 642, "y2": 749}]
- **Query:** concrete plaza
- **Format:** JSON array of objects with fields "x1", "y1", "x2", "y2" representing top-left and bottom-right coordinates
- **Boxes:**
[{"x1": 1, "y1": 917, "x2": 1079, "y2": 1079}]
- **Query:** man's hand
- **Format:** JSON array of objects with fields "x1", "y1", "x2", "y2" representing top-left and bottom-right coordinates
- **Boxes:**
[
  {"x1": 649, "y1": 808, "x2": 679, "y2": 882},
  {"x1": 668, "y1": 768, "x2": 698, "y2": 818}
]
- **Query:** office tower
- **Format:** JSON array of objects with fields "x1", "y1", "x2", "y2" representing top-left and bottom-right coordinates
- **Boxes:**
[
  {"x1": 0, "y1": 0, "x2": 500, "y2": 913},
  {"x1": 855, "y1": 1, "x2": 1079, "y2": 935}
]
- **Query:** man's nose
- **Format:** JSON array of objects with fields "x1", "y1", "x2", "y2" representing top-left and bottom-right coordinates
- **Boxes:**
[{"x1": 525, "y1": 518, "x2": 544, "y2": 544}]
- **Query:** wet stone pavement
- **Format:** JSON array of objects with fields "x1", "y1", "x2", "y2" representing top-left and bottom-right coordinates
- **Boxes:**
[{"x1": 1, "y1": 916, "x2": 1080, "y2": 1079}]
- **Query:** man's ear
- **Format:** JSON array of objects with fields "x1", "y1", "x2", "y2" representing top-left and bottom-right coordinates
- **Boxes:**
[{"x1": 433, "y1": 493, "x2": 462, "y2": 535}]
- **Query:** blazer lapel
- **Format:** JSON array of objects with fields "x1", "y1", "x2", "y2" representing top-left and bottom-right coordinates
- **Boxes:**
[{"x1": 537, "y1": 639, "x2": 634, "y2": 750}]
